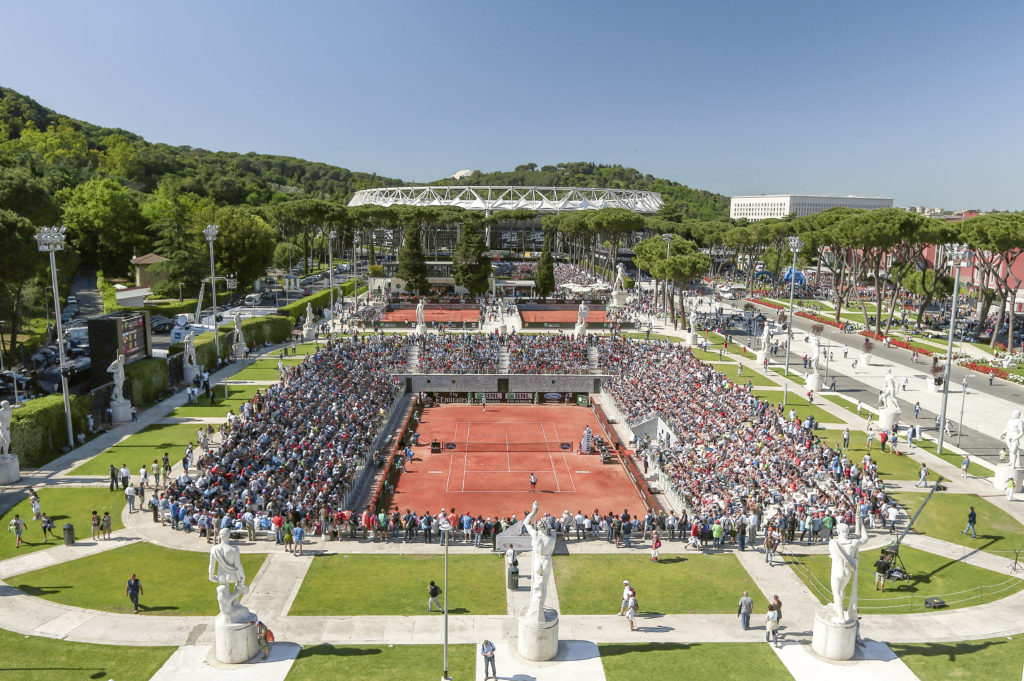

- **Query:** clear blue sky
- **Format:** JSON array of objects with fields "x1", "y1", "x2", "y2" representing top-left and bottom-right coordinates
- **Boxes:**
[{"x1": 2, "y1": 1, "x2": 1021, "y2": 209}]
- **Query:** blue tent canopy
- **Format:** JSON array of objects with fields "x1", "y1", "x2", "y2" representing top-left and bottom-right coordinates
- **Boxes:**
[{"x1": 782, "y1": 267, "x2": 806, "y2": 285}]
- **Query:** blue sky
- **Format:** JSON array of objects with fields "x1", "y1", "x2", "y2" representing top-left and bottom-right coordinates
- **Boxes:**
[{"x1": 2, "y1": 1, "x2": 1021, "y2": 209}]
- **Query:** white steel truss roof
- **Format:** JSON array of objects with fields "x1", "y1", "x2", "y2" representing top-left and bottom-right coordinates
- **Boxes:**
[{"x1": 348, "y1": 186, "x2": 664, "y2": 214}]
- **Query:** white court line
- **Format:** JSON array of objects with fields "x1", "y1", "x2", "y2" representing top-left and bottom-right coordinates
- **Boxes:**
[
  {"x1": 551, "y1": 422, "x2": 577, "y2": 493},
  {"x1": 446, "y1": 422, "x2": 461, "y2": 494},
  {"x1": 540, "y1": 422, "x2": 561, "y2": 492}
]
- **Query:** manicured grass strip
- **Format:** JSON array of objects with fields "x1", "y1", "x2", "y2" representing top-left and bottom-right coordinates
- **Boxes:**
[
  {"x1": 10, "y1": 542, "x2": 264, "y2": 616},
  {"x1": 816, "y1": 429, "x2": 924, "y2": 480},
  {"x1": 71, "y1": 423, "x2": 201, "y2": 475},
  {"x1": 553, "y1": 553, "x2": 758, "y2": 615},
  {"x1": 887, "y1": 492, "x2": 1024, "y2": 553},
  {"x1": 229, "y1": 366, "x2": 287, "y2": 382},
  {"x1": 0, "y1": 487, "x2": 125, "y2": 561},
  {"x1": 168, "y1": 384, "x2": 265, "y2": 418},
  {"x1": 285, "y1": 644, "x2": 475, "y2": 681},
  {"x1": 913, "y1": 437, "x2": 990, "y2": 476},
  {"x1": 0, "y1": 627, "x2": 175, "y2": 681},
  {"x1": 769, "y1": 366, "x2": 807, "y2": 386},
  {"x1": 290, "y1": 554, "x2": 505, "y2": 616},
  {"x1": 893, "y1": 636, "x2": 1024, "y2": 681},
  {"x1": 783, "y1": 545, "x2": 1024, "y2": 614},
  {"x1": 601, "y1": 642, "x2": 794, "y2": 681},
  {"x1": 750, "y1": 390, "x2": 843, "y2": 424},
  {"x1": 823, "y1": 394, "x2": 866, "y2": 418},
  {"x1": 714, "y1": 363, "x2": 779, "y2": 386}
]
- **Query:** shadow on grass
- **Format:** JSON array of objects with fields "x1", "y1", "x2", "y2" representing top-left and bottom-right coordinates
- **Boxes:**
[
  {"x1": 296, "y1": 643, "x2": 384, "y2": 660},
  {"x1": 653, "y1": 557, "x2": 687, "y2": 565},
  {"x1": 14, "y1": 584, "x2": 74, "y2": 597},
  {"x1": 600, "y1": 642, "x2": 694, "y2": 656},
  {"x1": 0, "y1": 668, "x2": 112, "y2": 679},
  {"x1": 888, "y1": 639, "x2": 1006, "y2": 662}
]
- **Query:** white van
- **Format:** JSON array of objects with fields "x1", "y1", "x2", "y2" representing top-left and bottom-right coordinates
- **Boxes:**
[{"x1": 244, "y1": 293, "x2": 262, "y2": 306}]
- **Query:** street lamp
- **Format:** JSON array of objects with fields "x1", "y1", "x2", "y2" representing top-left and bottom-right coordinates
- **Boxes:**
[
  {"x1": 34, "y1": 226, "x2": 74, "y2": 450},
  {"x1": 328, "y1": 229, "x2": 337, "y2": 333},
  {"x1": 824, "y1": 327, "x2": 834, "y2": 385},
  {"x1": 957, "y1": 375, "x2": 969, "y2": 447},
  {"x1": 936, "y1": 243, "x2": 971, "y2": 457},
  {"x1": 203, "y1": 224, "x2": 220, "y2": 365},
  {"x1": 442, "y1": 526, "x2": 450, "y2": 680},
  {"x1": 783, "y1": 236, "x2": 804, "y2": 381}
]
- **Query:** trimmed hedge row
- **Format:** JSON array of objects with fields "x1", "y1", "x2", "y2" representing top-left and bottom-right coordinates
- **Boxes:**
[
  {"x1": 125, "y1": 357, "x2": 170, "y2": 407},
  {"x1": 277, "y1": 281, "x2": 360, "y2": 324},
  {"x1": 11, "y1": 393, "x2": 93, "y2": 468},
  {"x1": 97, "y1": 270, "x2": 234, "y2": 316},
  {"x1": 168, "y1": 315, "x2": 294, "y2": 372}
]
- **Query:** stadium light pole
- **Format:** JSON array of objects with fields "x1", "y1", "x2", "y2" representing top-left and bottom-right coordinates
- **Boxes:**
[
  {"x1": 442, "y1": 528, "x2": 450, "y2": 680},
  {"x1": 203, "y1": 224, "x2": 220, "y2": 364},
  {"x1": 328, "y1": 230, "x2": 337, "y2": 332},
  {"x1": 957, "y1": 375, "x2": 968, "y2": 447},
  {"x1": 35, "y1": 226, "x2": 74, "y2": 450},
  {"x1": 937, "y1": 243, "x2": 971, "y2": 458},
  {"x1": 783, "y1": 236, "x2": 803, "y2": 379}
]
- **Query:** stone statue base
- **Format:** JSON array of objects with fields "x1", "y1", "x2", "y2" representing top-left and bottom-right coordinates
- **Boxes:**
[
  {"x1": 992, "y1": 464, "x2": 1024, "y2": 492},
  {"x1": 811, "y1": 606, "x2": 857, "y2": 660},
  {"x1": 683, "y1": 332, "x2": 698, "y2": 346},
  {"x1": 876, "y1": 407, "x2": 900, "y2": 431},
  {"x1": 110, "y1": 398, "x2": 133, "y2": 424},
  {"x1": 214, "y1": 619, "x2": 259, "y2": 664},
  {"x1": 302, "y1": 325, "x2": 316, "y2": 342},
  {"x1": 517, "y1": 608, "x2": 559, "y2": 661},
  {"x1": 857, "y1": 353, "x2": 871, "y2": 371},
  {"x1": 0, "y1": 456, "x2": 21, "y2": 485},
  {"x1": 183, "y1": 363, "x2": 199, "y2": 387},
  {"x1": 414, "y1": 323, "x2": 428, "y2": 335},
  {"x1": 574, "y1": 323, "x2": 587, "y2": 337},
  {"x1": 608, "y1": 291, "x2": 627, "y2": 309},
  {"x1": 806, "y1": 372, "x2": 821, "y2": 392},
  {"x1": 498, "y1": 324, "x2": 507, "y2": 335},
  {"x1": 757, "y1": 350, "x2": 768, "y2": 366},
  {"x1": 232, "y1": 343, "x2": 246, "y2": 360}
]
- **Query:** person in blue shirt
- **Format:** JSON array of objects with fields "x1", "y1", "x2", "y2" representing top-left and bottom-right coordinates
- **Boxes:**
[
  {"x1": 481, "y1": 640, "x2": 497, "y2": 679},
  {"x1": 961, "y1": 506, "x2": 977, "y2": 539}
]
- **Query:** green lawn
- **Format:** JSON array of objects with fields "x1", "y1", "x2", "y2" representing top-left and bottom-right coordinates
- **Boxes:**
[
  {"x1": 0, "y1": 487, "x2": 126, "y2": 561},
  {"x1": 783, "y1": 545, "x2": 1023, "y2": 614},
  {"x1": 9, "y1": 542, "x2": 265, "y2": 616},
  {"x1": 823, "y1": 394, "x2": 866, "y2": 418},
  {"x1": 229, "y1": 365, "x2": 287, "y2": 382},
  {"x1": 553, "y1": 554, "x2": 758, "y2": 615},
  {"x1": 713, "y1": 362, "x2": 779, "y2": 386},
  {"x1": 705, "y1": 332, "x2": 755, "y2": 359},
  {"x1": 71, "y1": 422, "x2": 201, "y2": 475},
  {"x1": 893, "y1": 636, "x2": 1024, "y2": 681},
  {"x1": 0, "y1": 627, "x2": 175, "y2": 681},
  {"x1": 769, "y1": 366, "x2": 807, "y2": 386},
  {"x1": 290, "y1": 554, "x2": 505, "y2": 616},
  {"x1": 691, "y1": 348, "x2": 732, "y2": 362},
  {"x1": 601, "y1": 643, "x2": 794, "y2": 681},
  {"x1": 168, "y1": 384, "x2": 265, "y2": 418},
  {"x1": 913, "y1": 437, "x2": 991, "y2": 477},
  {"x1": 887, "y1": 492, "x2": 1024, "y2": 552},
  {"x1": 817, "y1": 429, "x2": 924, "y2": 480},
  {"x1": 751, "y1": 389, "x2": 844, "y2": 424},
  {"x1": 285, "y1": 644, "x2": 474, "y2": 681}
]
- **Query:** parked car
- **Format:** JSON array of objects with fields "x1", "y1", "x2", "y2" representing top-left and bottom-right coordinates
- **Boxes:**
[{"x1": 150, "y1": 316, "x2": 175, "y2": 333}]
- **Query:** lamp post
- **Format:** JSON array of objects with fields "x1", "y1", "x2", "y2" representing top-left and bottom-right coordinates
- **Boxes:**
[
  {"x1": 442, "y1": 527, "x2": 450, "y2": 680},
  {"x1": 957, "y1": 375, "x2": 969, "y2": 447},
  {"x1": 35, "y1": 227, "x2": 74, "y2": 450},
  {"x1": 328, "y1": 230, "x2": 337, "y2": 333},
  {"x1": 203, "y1": 225, "x2": 220, "y2": 364},
  {"x1": 825, "y1": 327, "x2": 834, "y2": 385},
  {"x1": 783, "y1": 236, "x2": 804, "y2": 379},
  {"x1": 937, "y1": 243, "x2": 971, "y2": 458}
]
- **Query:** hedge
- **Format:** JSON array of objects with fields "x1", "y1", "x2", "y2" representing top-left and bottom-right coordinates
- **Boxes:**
[
  {"x1": 168, "y1": 315, "x2": 294, "y2": 372},
  {"x1": 277, "y1": 282, "x2": 360, "y2": 324},
  {"x1": 11, "y1": 393, "x2": 93, "y2": 468},
  {"x1": 125, "y1": 357, "x2": 170, "y2": 407},
  {"x1": 98, "y1": 270, "x2": 235, "y2": 316}
]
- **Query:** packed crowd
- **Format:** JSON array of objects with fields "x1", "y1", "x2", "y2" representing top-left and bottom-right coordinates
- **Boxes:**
[
  {"x1": 415, "y1": 333, "x2": 502, "y2": 374},
  {"x1": 508, "y1": 333, "x2": 591, "y2": 374},
  {"x1": 554, "y1": 263, "x2": 605, "y2": 296},
  {"x1": 151, "y1": 334, "x2": 406, "y2": 544}
]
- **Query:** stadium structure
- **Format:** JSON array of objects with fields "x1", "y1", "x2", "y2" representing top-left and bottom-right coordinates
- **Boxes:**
[{"x1": 348, "y1": 185, "x2": 664, "y2": 215}]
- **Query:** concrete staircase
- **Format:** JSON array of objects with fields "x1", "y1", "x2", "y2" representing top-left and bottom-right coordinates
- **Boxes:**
[
  {"x1": 498, "y1": 347, "x2": 510, "y2": 373},
  {"x1": 407, "y1": 343, "x2": 420, "y2": 373},
  {"x1": 587, "y1": 346, "x2": 599, "y2": 373}
]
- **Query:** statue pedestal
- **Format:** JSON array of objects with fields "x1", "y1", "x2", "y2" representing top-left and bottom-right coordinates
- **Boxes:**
[
  {"x1": 857, "y1": 353, "x2": 871, "y2": 371},
  {"x1": 517, "y1": 608, "x2": 559, "y2": 661},
  {"x1": 183, "y1": 363, "x2": 199, "y2": 386},
  {"x1": 232, "y1": 343, "x2": 246, "y2": 359},
  {"x1": 683, "y1": 332, "x2": 698, "y2": 346},
  {"x1": 574, "y1": 323, "x2": 587, "y2": 337},
  {"x1": 414, "y1": 323, "x2": 427, "y2": 335},
  {"x1": 302, "y1": 325, "x2": 316, "y2": 342},
  {"x1": 877, "y1": 407, "x2": 900, "y2": 431},
  {"x1": 0, "y1": 456, "x2": 21, "y2": 485},
  {"x1": 806, "y1": 372, "x2": 821, "y2": 392},
  {"x1": 214, "y1": 619, "x2": 259, "y2": 664},
  {"x1": 811, "y1": 606, "x2": 857, "y2": 660},
  {"x1": 757, "y1": 350, "x2": 768, "y2": 366},
  {"x1": 608, "y1": 291, "x2": 627, "y2": 309},
  {"x1": 992, "y1": 464, "x2": 1024, "y2": 492},
  {"x1": 110, "y1": 398, "x2": 133, "y2": 424}
]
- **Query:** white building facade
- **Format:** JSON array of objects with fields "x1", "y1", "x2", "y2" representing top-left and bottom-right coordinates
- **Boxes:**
[{"x1": 729, "y1": 194, "x2": 893, "y2": 221}]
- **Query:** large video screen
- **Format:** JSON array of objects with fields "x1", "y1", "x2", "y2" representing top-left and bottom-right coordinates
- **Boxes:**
[{"x1": 121, "y1": 314, "x2": 147, "y2": 362}]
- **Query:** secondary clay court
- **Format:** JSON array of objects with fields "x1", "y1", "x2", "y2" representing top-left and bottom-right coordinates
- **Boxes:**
[
  {"x1": 380, "y1": 306, "x2": 480, "y2": 323},
  {"x1": 392, "y1": 403, "x2": 646, "y2": 518},
  {"x1": 519, "y1": 309, "x2": 610, "y2": 324}
]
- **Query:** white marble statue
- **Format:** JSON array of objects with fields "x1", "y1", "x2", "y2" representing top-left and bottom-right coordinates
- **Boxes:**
[
  {"x1": 880, "y1": 367, "x2": 900, "y2": 411},
  {"x1": 304, "y1": 302, "x2": 315, "y2": 326},
  {"x1": 612, "y1": 263, "x2": 627, "y2": 293},
  {"x1": 209, "y1": 528, "x2": 254, "y2": 623},
  {"x1": 107, "y1": 354, "x2": 127, "y2": 403},
  {"x1": 523, "y1": 500, "x2": 556, "y2": 623},
  {"x1": 688, "y1": 306, "x2": 698, "y2": 335},
  {"x1": 828, "y1": 518, "x2": 870, "y2": 621},
  {"x1": 576, "y1": 301, "x2": 589, "y2": 326},
  {"x1": 809, "y1": 335, "x2": 822, "y2": 373},
  {"x1": 231, "y1": 313, "x2": 245, "y2": 349},
  {"x1": 183, "y1": 332, "x2": 198, "y2": 369},
  {"x1": 415, "y1": 298, "x2": 426, "y2": 326},
  {"x1": 1002, "y1": 410, "x2": 1024, "y2": 469},
  {"x1": 760, "y1": 321, "x2": 773, "y2": 350},
  {"x1": 0, "y1": 400, "x2": 12, "y2": 458}
]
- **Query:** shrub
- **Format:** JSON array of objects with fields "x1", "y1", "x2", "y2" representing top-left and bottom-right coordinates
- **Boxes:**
[
  {"x1": 168, "y1": 315, "x2": 294, "y2": 372},
  {"x1": 124, "y1": 357, "x2": 170, "y2": 406},
  {"x1": 277, "y1": 283, "x2": 359, "y2": 324},
  {"x1": 10, "y1": 393, "x2": 93, "y2": 467}
]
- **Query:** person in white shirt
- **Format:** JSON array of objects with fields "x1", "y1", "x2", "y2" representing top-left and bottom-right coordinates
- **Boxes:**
[{"x1": 618, "y1": 580, "x2": 633, "y2": 616}]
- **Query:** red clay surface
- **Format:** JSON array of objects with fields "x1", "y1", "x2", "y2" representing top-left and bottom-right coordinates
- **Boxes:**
[
  {"x1": 382, "y1": 308, "x2": 480, "y2": 323},
  {"x1": 390, "y1": 404, "x2": 644, "y2": 518},
  {"x1": 520, "y1": 310, "x2": 609, "y2": 324}
]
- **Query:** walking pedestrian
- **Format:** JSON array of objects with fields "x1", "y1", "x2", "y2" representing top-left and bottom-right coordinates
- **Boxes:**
[
  {"x1": 915, "y1": 463, "x2": 929, "y2": 488},
  {"x1": 8, "y1": 514, "x2": 25, "y2": 547},
  {"x1": 125, "y1": 573, "x2": 143, "y2": 613},
  {"x1": 961, "y1": 455, "x2": 970, "y2": 478},
  {"x1": 961, "y1": 506, "x2": 977, "y2": 539},
  {"x1": 737, "y1": 590, "x2": 753, "y2": 630},
  {"x1": 91, "y1": 510, "x2": 101, "y2": 540},
  {"x1": 1007, "y1": 478, "x2": 1016, "y2": 502},
  {"x1": 765, "y1": 604, "x2": 780, "y2": 647},
  {"x1": 427, "y1": 580, "x2": 444, "y2": 612},
  {"x1": 617, "y1": 580, "x2": 633, "y2": 615},
  {"x1": 481, "y1": 640, "x2": 497, "y2": 680},
  {"x1": 625, "y1": 591, "x2": 638, "y2": 631},
  {"x1": 650, "y1": 531, "x2": 661, "y2": 562},
  {"x1": 914, "y1": 401, "x2": 921, "y2": 419},
  {"x1": 101, "y1": 511, "x2": 112, "y2": 539}
]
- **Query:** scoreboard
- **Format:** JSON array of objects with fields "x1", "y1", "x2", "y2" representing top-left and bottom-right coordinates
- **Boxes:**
[
  {"x1": 88, "y1": 311, "x2": 153, "y2": 387},
  {"x1": 120, "y1": 314, "x2": 148, "y2": 362}
]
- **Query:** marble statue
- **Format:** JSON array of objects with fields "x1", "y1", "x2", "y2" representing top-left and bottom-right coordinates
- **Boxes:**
[
  {"x1": 209, "y1": 527, "x2": 254, "y2": 623},
  {"x1": 231, "y1": 313, "x2": 245, "y2": 350},
  {"x1": 576, "y1": 301, "x2": 589, "y2": 326},
  {"x1": 809, "y1": 335, "x2": 821, "y2": 373},
  {"x1": 523, "y1": 500, "x2": 556, "y2": 622},
  {"x1": 880, "y1": 367, "x2": 900, "y2": 411},
  {"x1": 107, "y1": 354, "x2": 127, "y2": 403},
  {"x1": 612, "y1": 263, "x2": 627, "y2": 293},
  {"x1": 305, "y1": 302, "x2": 315, "y2": 326},
  {"x1": 688, "y1": 306, "x2": 698, "y2": 335},
  {"x1": 0, "y1": 400, "x2": 12, "y2": 458},
  {"x1": 415, "y1": 298, "x2": 426, "y2": 326},
  {"x1": 760, "y1": 321, "x2": 773, "y2": 349},
  {"x1": 1002, "y1": 410, "x2": 1024, "y2": 469},
  {"x1": 828, "y1": 518, "x2": 870, "y2": 621},
  {"x1": 183, "y1": 332, "x2": 198, "y2": 369}
]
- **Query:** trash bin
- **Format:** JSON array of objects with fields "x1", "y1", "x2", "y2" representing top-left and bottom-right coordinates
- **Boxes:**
[
  {"x1": 63, "y1": 523, "x2": 75, "y2": 546},
  {"x1": 507, "y1": 564, "x2": 519, "y2": 590}
]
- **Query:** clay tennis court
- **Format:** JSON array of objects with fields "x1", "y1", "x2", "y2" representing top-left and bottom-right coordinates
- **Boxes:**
[
  {"x1": 520, "y1": 310, "x2": 610, "y2": 324},
  {"x1": 381, "y1": 307, "x2": 480, "y2": 323},
  {"x1": 391, "y1": 404, "x2": 646, "y2": 518}
]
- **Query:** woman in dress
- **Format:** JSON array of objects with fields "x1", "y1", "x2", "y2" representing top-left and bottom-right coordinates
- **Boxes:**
[
  {"x1": 650, "y1": 531, "x2": 662, "y2": 561},
  {"x1": 765, "y1": 603, "x2": 780, "y2": 647}
]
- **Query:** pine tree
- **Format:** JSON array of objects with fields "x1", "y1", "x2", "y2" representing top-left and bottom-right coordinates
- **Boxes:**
[
  {"x1": 453, "y1": 217, "x2": 491, "y2": 295},
  {"x1": 534, "y1": 229, "x2": 555, "y2": 300},
  {"x1": 397, "y1": 223, "x2": 429, "y2": 294}
]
